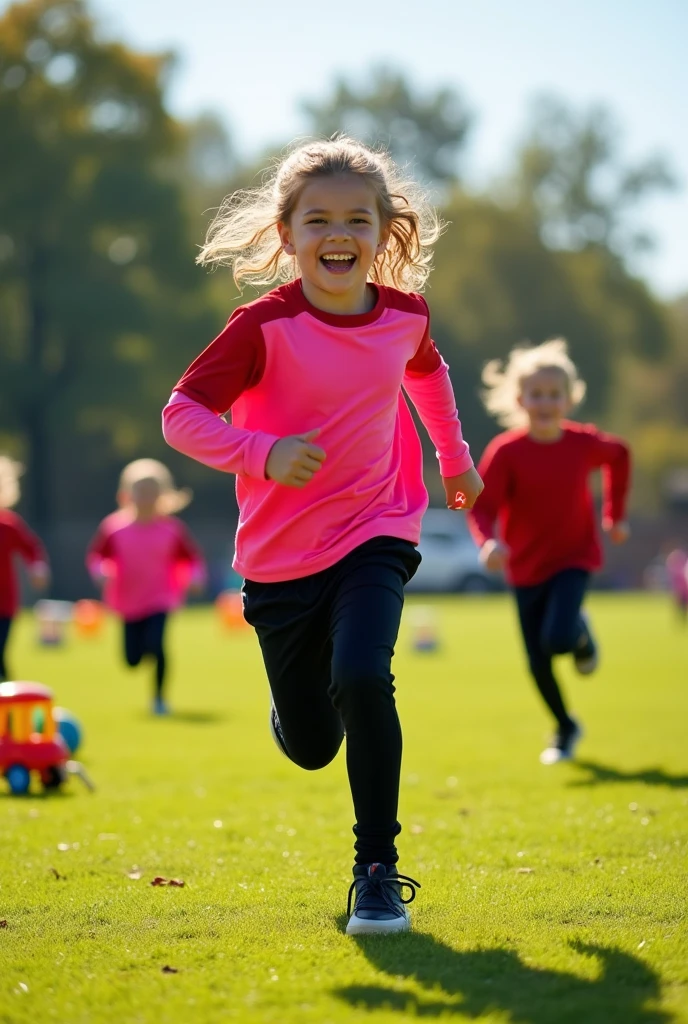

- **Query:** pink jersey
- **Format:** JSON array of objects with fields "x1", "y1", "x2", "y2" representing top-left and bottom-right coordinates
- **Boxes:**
[
  {"x1": 163, "y1": 280, "x2": 472, "y2": 583},
  {"x1": 86, "y1": 510, "x2": 205, "y2": 620}
]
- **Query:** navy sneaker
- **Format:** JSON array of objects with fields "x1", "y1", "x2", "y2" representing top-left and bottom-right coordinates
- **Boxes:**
[
  {"x1": 269, "y1": 703, "x2": 290, "y2": 759},
  {"x1": 540, "y1": 718, "x2": 583, "y2": 765},
  {"x1": 573, "y1": 613, "x2": 598, "y2": 675},
  {"x1": 152, "y1": 697, "x2": 170, "y2": 716},
  {"x1": 346, "y1": 862, "x2": 420, "y2": 936}
]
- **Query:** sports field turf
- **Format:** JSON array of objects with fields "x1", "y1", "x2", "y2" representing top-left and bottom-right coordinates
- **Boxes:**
[{"x1": 0, "y1": 594, "x2": 686, "y2": 1024}]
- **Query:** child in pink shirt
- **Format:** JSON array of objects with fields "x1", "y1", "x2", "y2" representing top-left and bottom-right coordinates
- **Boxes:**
[
  {"x1": 665, "y1": 547, "x2": 688, "y2": 623},
  {"x1": 0, "y1": 456, "x2": 50, "y2": 679},
  {"x1": 87, "y1": 459, "x2": 205, "y2": 715},
  {"x1": 163, "y1": 138, "x2": 482, "y2": 934}
]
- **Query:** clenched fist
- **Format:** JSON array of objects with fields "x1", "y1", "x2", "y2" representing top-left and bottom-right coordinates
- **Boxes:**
[
  {"x1": 265, "y1": 429, "x2": 326, "y2": 487},
  {"x1": 442, "y1": 466, "x2": 484, "y2": 511}
]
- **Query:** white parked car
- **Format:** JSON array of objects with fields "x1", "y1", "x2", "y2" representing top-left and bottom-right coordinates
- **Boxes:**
[{"x1": 407, "y1": 508, "x2": 498, "y2": 593}]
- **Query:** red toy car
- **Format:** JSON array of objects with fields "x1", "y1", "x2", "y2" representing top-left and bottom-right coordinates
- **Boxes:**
[{"x1": 0, "y1": 681, "x2": 84, "y2": 794}]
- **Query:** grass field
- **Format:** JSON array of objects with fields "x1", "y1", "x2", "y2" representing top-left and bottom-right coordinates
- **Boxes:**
[{"x1": 0, "y1": 594, "x2": 686, "y2": 1024}]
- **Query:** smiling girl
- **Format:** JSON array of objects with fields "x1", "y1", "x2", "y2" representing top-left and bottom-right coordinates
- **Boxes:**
[
  {"x1": 468, "y1": 339, "x2": 631, "y2": 765},
  {"x1": 163, "y1": 137, "x2": 482, "y2": 934}
]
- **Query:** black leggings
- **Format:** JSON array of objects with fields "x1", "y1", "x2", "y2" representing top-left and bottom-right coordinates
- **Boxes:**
[
  {"x1": 123, "y1": 612, "x2": 168, "y2": 699},
  {"x1": 0, "y1": 617, "x2": 12, "y2": 681},
  {"x1": 514, "y1": 569, "x2": 589, "y2": 729},
  {"x1": 242, "y1": 536, "x2": 421, "y2": 867}
]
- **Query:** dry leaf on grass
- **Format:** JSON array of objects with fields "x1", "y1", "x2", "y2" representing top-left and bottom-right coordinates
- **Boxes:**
[
  {"x1": 49, "y1": 867, "x2": 65, "y2": 880},
  {"x1": 0, "y1": 920, "x2": 7, "y2": 928},
  {"x1": 151, "y1": 876, "x2": 185, "y2": 887},
  {"x1": 161, "y1": 965, "x2": 179, "y2": 974}
]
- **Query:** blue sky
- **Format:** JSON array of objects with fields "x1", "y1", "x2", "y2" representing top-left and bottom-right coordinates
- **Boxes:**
[{"x1": 6, "y1": 0, "x2": 687, "y2": 296}]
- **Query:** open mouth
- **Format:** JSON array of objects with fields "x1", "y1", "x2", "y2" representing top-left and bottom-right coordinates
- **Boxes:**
[{"x1": 320, "y1": 253, "x2": 356, "y2": 274}]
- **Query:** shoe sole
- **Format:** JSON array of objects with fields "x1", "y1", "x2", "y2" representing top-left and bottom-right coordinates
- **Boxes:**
[
  {"x1": 539, "y1": 725, "x2": 583, "y2": 765},
  {"x1": 574, "y1": 653, "x2": 598, "y2": 675},
  {"x1": 346, "y1": 911, "x2": 411, "y2": 936}
]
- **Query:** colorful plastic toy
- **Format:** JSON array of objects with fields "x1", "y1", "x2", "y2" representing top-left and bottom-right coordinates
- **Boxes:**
[
  {"x1": 215, "y1": 590, "x2": 249, "y2": 630},
  {"x1": 73, "y1": 599, "x2": 105, "y2": 637},
  {"x1": 0, "y1": 682, "x2": 93, "y2": 794},
  {"x1": 34, "y1": 600, "x2": 73, "y2": 646}
]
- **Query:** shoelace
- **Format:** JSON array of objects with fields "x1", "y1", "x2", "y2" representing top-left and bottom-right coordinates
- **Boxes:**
[{"x1": 347, "y1": 871, "x2": 421, "y2": 918}]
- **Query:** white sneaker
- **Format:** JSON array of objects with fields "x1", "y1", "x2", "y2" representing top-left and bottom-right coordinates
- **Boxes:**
[
  {"x1": 540, "y1": 719, "x2": 583, "y2": 765},
  {"x1": 269, "y1": 704, "x2": 290, "y2": 759}
]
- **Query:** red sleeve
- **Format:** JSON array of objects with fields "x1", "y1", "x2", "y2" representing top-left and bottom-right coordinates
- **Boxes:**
[
  {"x1": 467, "y1": 438, "x2": 512, "y2": 547},
  {"x1": 86, "y1": 520, "x2": 115, "y2": 576},
  {"x1": 174, "y1": 306, "x2": 266, "y2": 415},
  {"x1": 404, "y1": 295, "x2": 442, "y2": 376},
  {"x1": 7, "y1": 512, "x2": 47, "y2": 565},
  {"x1": 584, "y1": 426, "x2": 631, "y2": 526},
  {"x1": 173, "y1": 521, "x2": 205, "y2": 569}
]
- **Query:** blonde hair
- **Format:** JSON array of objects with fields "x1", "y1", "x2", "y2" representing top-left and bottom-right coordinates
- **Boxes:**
[
  {"x1": 0, "y1": 456, "x2": 23, "y2": 510},
  {"x1": 118, "y1": 459, "x2": 191, "y2": 515},
  {"x1": 197, "y1": 136, "x2": 443, "y2": 293},
  {"x1": 481, "y1": 338, "x2": 587, "y2": 429}
]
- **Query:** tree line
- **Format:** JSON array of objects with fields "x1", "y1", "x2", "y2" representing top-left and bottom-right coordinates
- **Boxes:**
[{"x1": 1, "y1": 0, "x2": 686, "y2": 553}]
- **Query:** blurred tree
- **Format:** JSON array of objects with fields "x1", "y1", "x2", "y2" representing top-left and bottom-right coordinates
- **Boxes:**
[
  {"x1": 510, "y1": 94, "x2": 675, "y2": 262},
  {"x1": 302, "y1": 66, "x2": 472, "y2": 185},
  {"x1": 0, "y1": 0, "x2": 216, "y2": 530}
]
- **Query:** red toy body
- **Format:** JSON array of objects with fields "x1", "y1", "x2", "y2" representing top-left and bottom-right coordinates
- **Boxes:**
[{"x1": 0, "y1": 682, "x2": 70, "y2": 793}]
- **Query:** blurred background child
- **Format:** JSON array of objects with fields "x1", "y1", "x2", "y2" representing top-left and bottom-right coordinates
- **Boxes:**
[
  {"x1": 0, "y1": 456, "x2": 50, "y2": 680},
  {"x1": 665, "y1": 546, "x2": 688, "y2": 624},
  {"x1": 86, "y1": 459, "x2": 205, "y2": 715},
  {"x1": 468, "y1": 339, "x2": 631, "y2": 765}
]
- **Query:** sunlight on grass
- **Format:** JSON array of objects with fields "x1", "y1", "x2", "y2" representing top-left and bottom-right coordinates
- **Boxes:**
[{"x1": 0, "y1": 595, "x2": 686, "y2": 1023}]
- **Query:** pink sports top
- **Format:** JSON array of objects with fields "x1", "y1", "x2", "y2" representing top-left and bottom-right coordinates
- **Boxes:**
[{"x1": 163, "y1": 279, "x2": 472, "y2": 583}]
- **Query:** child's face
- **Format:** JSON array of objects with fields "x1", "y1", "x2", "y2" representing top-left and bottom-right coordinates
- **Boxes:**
[
  {"x1": 278, "y1": 173, "x2": 389, "y2": 313},
  {"x1": 129, "y1": 478, "x2": 161, "y2": 515},
  {"x1": 518, "y1": 368, "x2": 573, "y2": 438}
]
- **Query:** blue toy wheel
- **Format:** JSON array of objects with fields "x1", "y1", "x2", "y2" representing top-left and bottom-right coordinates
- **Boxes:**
[{"x1": 6, "y1": 764, "x2": 31, "y2": 795}]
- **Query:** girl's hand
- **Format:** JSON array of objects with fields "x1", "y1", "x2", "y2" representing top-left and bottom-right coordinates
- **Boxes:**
[
  {"x1": 443, "y1": 466, "x2": 484, "y2": 510},
  {"x1": 605, "y1": 520, "x2": 631, "y2": 545},
  {"x1": 266, "y1": 429, "x2": 326, "y2": 487},
  {"x1": 480, "y1": 540, "x2": 508, "y2": 573},
  {"x1": 29, "y1": 562, "x2": 50, "y2": 590}
]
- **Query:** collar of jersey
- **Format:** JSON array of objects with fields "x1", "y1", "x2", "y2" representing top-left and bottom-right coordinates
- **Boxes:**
[{"x1": 289, "y1": 279, "x2": 386, "y2": 328}]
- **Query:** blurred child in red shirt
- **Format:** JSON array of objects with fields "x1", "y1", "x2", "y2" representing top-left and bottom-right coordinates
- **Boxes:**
[
  {"x1": 0, "y1": 457, "x2": 50, "y2": 680},
  {"x1": 87, "y1": 459, "x2": 205, "y2": 715},
  {"x1": 468, "y1": 340, "x2": 631, "y2": 764}
]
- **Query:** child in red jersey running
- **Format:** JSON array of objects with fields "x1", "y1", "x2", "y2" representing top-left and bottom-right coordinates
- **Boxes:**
[
  {"x1": 0, "y1": 457, "x2": 50, "y2": 680},
  {"x1": 468, "y1": 339, "x2": 631, "y2": 765},
  {"x1": 163, "y1": 137, "x2": 482, "y2": 934},
  {"x1": 87, "y1": 459, "x2": 205, "y2": 715}
]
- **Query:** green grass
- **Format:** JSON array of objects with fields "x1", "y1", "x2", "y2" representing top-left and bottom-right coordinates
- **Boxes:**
[{"x1": 0, "y1": 594, "x2": 686, "y2": 1024}]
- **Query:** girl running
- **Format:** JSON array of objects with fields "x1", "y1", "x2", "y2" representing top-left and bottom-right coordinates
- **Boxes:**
[
  {"x1": 0, "y1": 456, "x2": 50, "y2": 680},
  {"x1": 86, "y1": 459, "x2": 205, "y2": 715},
  {"x1": 163, "y1": 137, "x2": 482, "y2": 934},
  {"x1": 468, "y1": 339, "x2": 631, "y2": 765}
]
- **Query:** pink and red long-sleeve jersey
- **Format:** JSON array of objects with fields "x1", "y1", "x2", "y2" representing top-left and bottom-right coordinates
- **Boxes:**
[
  {"x1": 467, "y1": 422, "x2": 631, "y2": 587},
  {"x1": 0, "y1": 510, "x2": 48, "y2": 618},
  {"x1": 86, "y1": 510, "x2": 205, "y2": 621},
  {"x1": 163, "y1": 279, "x2": 473, "y2": 583}
]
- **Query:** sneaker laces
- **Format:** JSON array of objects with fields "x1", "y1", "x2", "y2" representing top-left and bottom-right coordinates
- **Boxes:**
[{"x1": 347, "y1": 866, "x2": 421, "y2": 918}]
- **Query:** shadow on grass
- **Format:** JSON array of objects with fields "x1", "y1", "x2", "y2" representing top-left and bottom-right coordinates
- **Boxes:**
[
  {"x1": 135, "y1": 710, "x2": 226, "y2": 725},
  {"x1": 335, "y1": 929, "x2": 670, "y2": 1024},
  {"x1": 568, "y1": 760, "x2": 688, "y2": 789}
]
